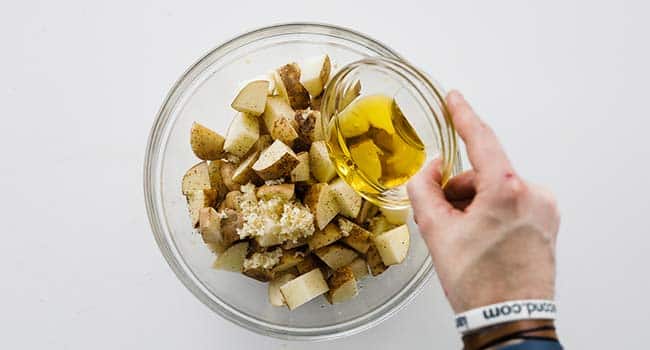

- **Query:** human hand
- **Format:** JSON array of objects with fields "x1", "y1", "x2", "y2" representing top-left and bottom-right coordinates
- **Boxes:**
[{"x1": 407, "y1": 91, "x2": 560, "y2": 313}]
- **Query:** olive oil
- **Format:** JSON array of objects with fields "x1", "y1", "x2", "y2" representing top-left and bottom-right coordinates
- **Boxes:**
[{"x1": 328, "y1": 94, "x2": 426, "y2": 198}]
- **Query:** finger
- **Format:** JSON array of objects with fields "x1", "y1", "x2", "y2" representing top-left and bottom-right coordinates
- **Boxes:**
[
  {"x1": 444, "y1": 170, "x2": 477, "y2": 201},
  {"x1": 407, "y1": 159, "x2": 458, "y2": 229},
  {"x1": 447, "y1": 91, "x2": 512, "y2": 176}
]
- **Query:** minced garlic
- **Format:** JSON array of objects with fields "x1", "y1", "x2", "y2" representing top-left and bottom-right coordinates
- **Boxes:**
[
  {"x1": 237, "y1": 183, "x2": 315, "y2": 243},
  {"x1": 243, "y1": 248, "x2": 283, "y2": 270}
]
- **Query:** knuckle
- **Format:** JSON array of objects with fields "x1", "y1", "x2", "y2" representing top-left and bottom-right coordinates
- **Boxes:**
[{"x1": 498, "y1": 176, "x2": 527, "y2": 203}]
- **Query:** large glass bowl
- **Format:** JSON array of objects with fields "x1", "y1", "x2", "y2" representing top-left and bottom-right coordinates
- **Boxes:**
[{"x1": 144, "y1": 23, "x2": 458, "y2": 341}]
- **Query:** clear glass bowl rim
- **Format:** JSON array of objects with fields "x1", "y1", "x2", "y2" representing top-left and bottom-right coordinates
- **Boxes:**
[{"x1": 144, "y1": 22, "x2": 456, "y2": 341}]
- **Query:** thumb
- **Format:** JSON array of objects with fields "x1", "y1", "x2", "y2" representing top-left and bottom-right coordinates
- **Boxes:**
[{"x1": 407, "y1": 159, "x2": 457, "y2": 230}]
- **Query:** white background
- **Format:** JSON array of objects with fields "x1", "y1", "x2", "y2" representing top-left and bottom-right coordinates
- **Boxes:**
[{"x1": 1, "y1": 0, "x2": 648, "y2": 348}]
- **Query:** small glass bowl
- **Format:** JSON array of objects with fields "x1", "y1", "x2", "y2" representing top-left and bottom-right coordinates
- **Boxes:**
[
  {"x1": 321, "y1": 58, "x2": 461, "y2": 209},
  {"x1": 144, "y1": 23, "x2": 462, "y2": 341}
]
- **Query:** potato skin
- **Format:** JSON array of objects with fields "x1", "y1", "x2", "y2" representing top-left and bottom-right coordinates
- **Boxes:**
[
  {"x1": 191, "y1": 122, "x2": 225, "y2": 160},
  {"x1": 252, "y1": 141, "x2": 299, "y2": 180},
  {"x1": 278, "y1": 63, "x2": 310, "y2": 110}
]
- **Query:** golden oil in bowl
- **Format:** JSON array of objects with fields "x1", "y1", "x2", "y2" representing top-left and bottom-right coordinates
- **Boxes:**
[
  {"x1": 321, "y1": 57, "x2": 461, "y2": 209},
  {"x1": 328, "y1": 94, "x2": 426, "y2": 199}
]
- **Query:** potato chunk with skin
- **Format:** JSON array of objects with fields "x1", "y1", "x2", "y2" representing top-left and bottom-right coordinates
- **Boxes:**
[
  {"x1": 296, "y1": 254, "x2": 321, "y2": 274},
  {"x1": 379, "y1": 207, "x2": 410, "y2": 225},
  {"x1": 186, "y1": 189, "x2": 217, "y2": 228},
  {"x1": 256, "y1": 183, "x2": 295, "y2": 201},
  {"x1": 269, "y1": 273, "x2": 296, "y2": 307},
  {"x1": 232, "y1": 151, "x2": 260, "y2": 185},
  {"x1": 223, "y1": 112, "x2": 260, "y2": 157},
  {"x1": 231, "y1": 80, "x2": 269, "y2": 116},
  {"x1": 314, "y1": 243, "x2": 358, "y2": 270},
  {"x1": 182, "y1": 162, "x2": 211, "y2": 195},
  {"x1": 207, "y1": 160, "x2": 228, "y2": 199},
  {"x1": 347, "y1": 258, "x2": 369, "y2": 280},
  {"x1": 275, "y1": 63, "x2": 310, "y2": 110},
  {"x1": 329, "y1": 177, "x2": 362, "y2": 219},
  {"x1": 191, "y1": 122, "x2": 225, "y2": 160},
  {"x1": 295, "y1": 110, "x2": 325, "y2": 144},
  {"x1": 300, "y1": 54, "x2": 331, "y2": 97},
  {"x1": 280, "y1": 268, "x2": 329, "y2": 310},
  {"x1": 326, "y1": 266, "x2": 358, "y2": 304},
  {"x1": 290, "y1": 152, "x2": 310, "y2": 182},
  {"x1": 355, "y1": 200, "x2": 378, "y2": 225},
  {"x1": 304, "y1": 183, "x2": 340, "y2": 230},
  {"x1": 212, "y1": 241, "x2": 249, "y2": 272},
  {"x1": 219, "y1": 162, "x2": 239, "y2": 191},
  {"x1": 366, "y1": 244, "x2": 388, "y2": 276},
  {"x1": 272, "y1": 250, "x2": 305, "y2": 274},
  {"x1": 373, "y1": 225, "x2": 410, "y2": 265},
  {"x1": 338, "y1": 218, "x2": 372, "y2": 254},
  {"x1": 307, "y1": 222, "x2": 343, "y2": 251},
  {"x1": 252, "y1": 140, "x2": 299, "y2": 180},
  {"x1": 309, "y1": 141, "x2": 337, "y2": 183}
]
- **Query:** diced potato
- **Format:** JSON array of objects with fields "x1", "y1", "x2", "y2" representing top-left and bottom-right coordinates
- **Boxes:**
[
  {"x1": 269, "y1": 273, "x2": 296, "y2": 307},
  {"x1": 295, "y1": 110, "x2": 325, "y2": 143},
  {"x1": 223, "y1": 112, "x2": 260, "y2": 157},
  {"x1": 186, "y1": 189, "x2": 217, "y2": 228},
  {"x1": 296, "y1": 254, "x2": 321, "y2": 275},
  {"x1": 213, "y1": 241, "x2": 249, "y2": 272},
  {"x1": 326, "y1": 266, "x2": 358, "y2": 304},
  {"x1": 231, "y1": 80, "x2": 269, "y2": 116},
  {"x1": 366, "y1": 244, "x2": 388, "y2": 276},
  {"x1": 256, "y1": 183, "x2": 295, "y2": 201},
  {"x1": 219, "y1": 209, "x2": 243, "y2": 247},
  {"x1": 307, "y1": 222, "x2": 343, "y2": 251},
  {"x1": 282, "y1": 236, "x2": 308, "y2": 250},
  {"x1": 232, "y1": 151, "x2": 260, "y2": 185},
  {"x1": 338, "y1": 218, "x2": 372, "y2": 254},
  {"x1": 263, "y1": 96, "x2": 295, "y2": 138},
  {"x1": 252, "y1": 140, "x2": 299, "y2": 180},
  {"x1": 373, "y1": 225, "x2": 410, "y2": 265},
  {"x1": 271, "y1": 117, "x2": 299, "y2": 146},
  {"x1": 253, "y1": 134, "x2": 274, "y2": 152},
  {"x1": 207, "y1": 160, "x2": 228, "y2": 200},
  {"x1": 349, "y1": 138, "x2": 383, "y2": 182},
  {"x1": 190, "y1": 122, "x2": 225, "y2": 160},
  {"x1": 314, "y1": 243, "x2": 358, "y2": 270},
  {"x1": 300, "y1": 54, "x2": 331, "y2": 97},
  {"x1": 355, "y1": 200, "x2": 378, "y2": 225},
  {"x1": 280, "y1": 268, "x2": 329, "y2": 310},
  {"x1": 219, "y1": 190, "x2": 242, "y2": 211},
  {"x1": 290, "y1": 152, "x2": 310, "y2": 182},
  {"x1": 272, "y1": 250, "x2": 305, "y2": 274},
  {"x1": 379, "y1": 207, "x2": 410, "y2": 225},
  {"x1": 243, "y1": 265, "x2": 276, "y2": 282},
  {"x1": 198, "y1": 207, "x2": 222, "y2": 244},
  {"x1": 219, "y1": 162, "x2": 240, "y2": 191},
  {"x1": 275, "y1": 63, "x2": 310, "y2": 110},
  {"x1": 181, "y1": 162, "x2": 211, "y2": 195},
  {"x1": 369, "y1": 215, "x2": 395, "y2": 236},
  {"x1": 347, "y1": 258, "x2": 369, "y2": 280},
  {"x1": 309, "y1": 141, "x2": 336, "y2": 183},
  {"x1": 304, "y1": 183, "x2": 340, "y2": 230},
  {"x1": 329, "y1": 177, "x2": 362, "y2": 219}
]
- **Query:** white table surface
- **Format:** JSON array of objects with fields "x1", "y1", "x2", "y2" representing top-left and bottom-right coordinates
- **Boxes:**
[{"x1": 2, "y1": 1, "x2": 648, "y2": 348}]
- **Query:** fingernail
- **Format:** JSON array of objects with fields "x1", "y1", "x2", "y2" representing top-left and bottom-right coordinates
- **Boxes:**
[{"x1": 447, "y1": 90, "x2": 464, "y2": 106}]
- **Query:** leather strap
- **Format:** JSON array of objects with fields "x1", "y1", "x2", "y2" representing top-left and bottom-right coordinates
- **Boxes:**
[{"x1": 463, "y1": 320, "x2": 558, "y2": 350}]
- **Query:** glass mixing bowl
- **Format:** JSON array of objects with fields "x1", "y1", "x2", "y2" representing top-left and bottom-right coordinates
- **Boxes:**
[{"x1": 144, "y1": 23, "x2": 462, "y2": 341}]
